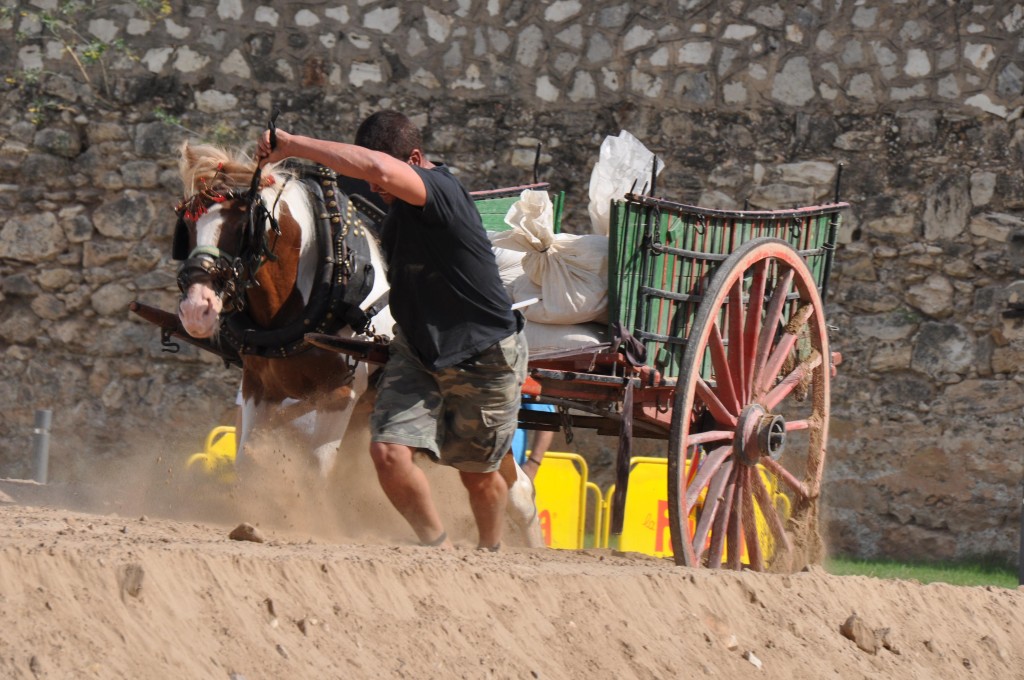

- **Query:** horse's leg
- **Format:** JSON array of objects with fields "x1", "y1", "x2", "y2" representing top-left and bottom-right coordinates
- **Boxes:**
[
  {"x1": 237, "y1": 396, "x2": 282, "y2": 470},
  {"x1": 305, "y1": 362, "x2": 368, "y2": 478},
  {"x1": 501, "y1": 453, "x2": 545, "y2": 548},
  {"x1": 237, "y1": 391, "x2": 258, "y2": 462}
]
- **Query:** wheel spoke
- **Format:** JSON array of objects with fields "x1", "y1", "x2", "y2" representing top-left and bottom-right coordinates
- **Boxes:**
[
  {"x1": 762, "y1": 349, "x2": 822, "y2": 411},
  {"x1": 754, "y1": 301, "x2": 814, "y2": 399},
  {"x1": 695, "y1": 377, "x2": 738, "y2": 428},
  {"x1": 760, "y1": 456, "x2": 810, "y2": 501},
  {"x1": 691, "y1": 459, "x2": 733, "y2": 563},
  {"x1": 741, "y1": 471, "x2": 764, "y2": 572},
  {"x1": 707, "y1": 469, "x2": 736, "y2": 568},
  {"x1": 754, "y1": 336, "x2": 794, "y2": 397},
  {"x1": 686, "y1": 429, "x2": 735, "y2": 447},
  {"x1": 708, "y1": 322, "x2": 740, "y2": 414},
  {"x1": 684, "y1": 444, "x2": 732, "y2": 511},
  {"x1": 742, "y1": 260, "x2": 768, "y2": 403},
  {"x1": 756, "y1": 338, "x2": 794, "y2": 398},
  {"x1": 726, "y1": 279, "x2": 745, "y2": 405},
  {"x1": 726, "y1": 467, "x2": 745, "y2": 570},
  {"x1": 751, "y1": 466, "x2": 793, "y2": 557},
  {"x1": 752, "y1": 268, "x2": 794, "y2": 396}
]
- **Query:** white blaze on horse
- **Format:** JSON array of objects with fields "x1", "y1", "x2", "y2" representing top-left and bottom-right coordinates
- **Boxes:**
[{"x1": 173, "y1": 142, "x2": 393, "y2": 475}]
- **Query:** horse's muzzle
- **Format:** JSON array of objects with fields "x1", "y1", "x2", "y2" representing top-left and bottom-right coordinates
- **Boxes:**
[{"x1": 177, "y1": 253, "x2": 245, "y2": 314}]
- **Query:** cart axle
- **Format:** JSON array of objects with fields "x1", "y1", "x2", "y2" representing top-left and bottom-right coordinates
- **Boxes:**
[{"x1": 735, "y1": 398, "x2": 786, "y2": 466}]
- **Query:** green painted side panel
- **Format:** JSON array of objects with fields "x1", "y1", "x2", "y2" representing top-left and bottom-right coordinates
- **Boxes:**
[
  {"x1": 608, "y1": 198, "x2": 844, "y2": 380},
  {"x1": 471, "y1": 187, "x2": 845, "y2": 384},
  {"x1": 474, "y1": 191, "x2": 565, "y2": 234}
]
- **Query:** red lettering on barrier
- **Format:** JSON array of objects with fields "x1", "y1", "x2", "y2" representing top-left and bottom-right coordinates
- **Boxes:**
[
  {"x1": 652, "y1": 500, "x2": 698, "y2": 555},
  {"x1": 655, "y1": 500, "x2": 670, "y2": 553},
  {"x1": 539, "y1": 509, "x2": 552, "y2": 547}
]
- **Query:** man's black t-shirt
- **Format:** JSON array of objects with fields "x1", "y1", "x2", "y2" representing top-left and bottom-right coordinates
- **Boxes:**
[{"x1": 379, "y1": 164, "x2": 517, "y2": 370}]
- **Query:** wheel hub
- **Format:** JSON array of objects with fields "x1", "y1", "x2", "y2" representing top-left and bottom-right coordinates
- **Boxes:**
[{"x1": 734, "y1": 404, "x2": 786, "y2": 465}]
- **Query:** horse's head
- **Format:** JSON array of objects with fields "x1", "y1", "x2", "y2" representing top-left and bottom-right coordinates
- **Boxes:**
[{"x1": 173, "y1": 141, "x2": 284, "y2": 339}]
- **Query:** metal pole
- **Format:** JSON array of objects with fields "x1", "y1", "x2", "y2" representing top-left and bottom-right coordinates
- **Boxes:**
[{"x1": 32, "y1": 409, "x2": 51, "y2": 484}]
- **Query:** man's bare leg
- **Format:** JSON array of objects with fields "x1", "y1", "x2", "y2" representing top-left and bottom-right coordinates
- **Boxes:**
[
  {"x1": 370, "y1": 441, "x2": 450, "y2": 546},
  {"x1": 459, "y1": 469, "x2": 508, "y2": 549},
  {"x1": 498, "y1": 450, "x2": 518, "y2": 486}
]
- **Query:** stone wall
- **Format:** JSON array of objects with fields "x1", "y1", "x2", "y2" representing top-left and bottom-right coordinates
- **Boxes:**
[{"x1": 2, "y1": 0, "x2": 1022, "y2": 564}]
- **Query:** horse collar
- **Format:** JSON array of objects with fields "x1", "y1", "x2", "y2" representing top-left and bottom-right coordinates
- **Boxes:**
[{"x1": 219, "y1": 165, "x2": 386, "y2": 359}]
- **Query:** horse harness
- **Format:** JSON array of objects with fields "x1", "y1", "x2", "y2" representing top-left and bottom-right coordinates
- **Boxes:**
[{"x1": 173, "y1": 163, "x2": 389, "y2": 362}]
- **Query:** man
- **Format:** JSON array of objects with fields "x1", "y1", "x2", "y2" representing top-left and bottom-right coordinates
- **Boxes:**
[{"x1": 257, "y1": 110, "x2": 540, "y2": 550}]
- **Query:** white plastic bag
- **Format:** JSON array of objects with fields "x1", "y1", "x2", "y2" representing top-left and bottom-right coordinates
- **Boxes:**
[
  {"x1": 587, "y1": 130, "x2": 665, "y2": 236},
  {"x1": 490, "y1": 189, "x2": 609, "y2": 325}
]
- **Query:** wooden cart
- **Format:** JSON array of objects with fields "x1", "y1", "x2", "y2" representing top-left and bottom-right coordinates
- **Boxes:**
[{"x1": 473, "y1": 177, "x2": 848, "y2": 571}]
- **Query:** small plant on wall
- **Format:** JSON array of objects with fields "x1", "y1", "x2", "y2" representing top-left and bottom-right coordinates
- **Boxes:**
[{"x1": 7, "y1": 1, "x2": 171, "y2": 101}]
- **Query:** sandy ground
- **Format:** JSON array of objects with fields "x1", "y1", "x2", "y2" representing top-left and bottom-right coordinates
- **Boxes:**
[{"x1": 1, "y1": 425, "x2": 1022, "y2": 680}]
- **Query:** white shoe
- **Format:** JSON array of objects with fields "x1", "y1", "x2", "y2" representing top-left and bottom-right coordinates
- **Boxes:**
[{"x1": 507, "y1": 461, "x2": 544, "y2": 548}]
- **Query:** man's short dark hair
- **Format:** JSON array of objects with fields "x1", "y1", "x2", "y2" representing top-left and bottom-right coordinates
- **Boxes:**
[{"x1": 355, "y1": 110, "x2": 422, "y2": 160}]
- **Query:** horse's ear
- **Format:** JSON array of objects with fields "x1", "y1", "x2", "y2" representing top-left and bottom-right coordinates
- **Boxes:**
[
  {"x1": 180, "y1": 140, "x2": 197, "y2": 164},
  {"x1": 178, "y1": 140, "x2": 203, "y2": 189}
]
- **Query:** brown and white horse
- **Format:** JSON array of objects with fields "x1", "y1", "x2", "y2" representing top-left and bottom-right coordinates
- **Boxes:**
[{"x1": 173, "y1": 142, "x2": 393, "y2": 476}]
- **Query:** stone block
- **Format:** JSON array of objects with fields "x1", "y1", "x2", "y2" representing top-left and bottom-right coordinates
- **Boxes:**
[
  {"x1": 906, "y1": 274, "x2": 954, "y2": 318},
  {"x1": 92, "y1": 191, "x2": 157, "y2": 240},
  {"x1": 90, "y1": 283, "x2": 135, "y2": 318},
  {"x1": 970, "y1": 212, "x2": 1023, "y2": 243},
  {"x1": 923, "y1": 175, "x2": 970, "y2": 241},
  {"x1": 990, "y1": 346, "x2": 1024, "y2": 374},
  {"x1": 943, "y1": 378, "x2": 1024, "y2": 415},
  {"x1": 910, "y1": 321, "x2": 974, "y2": 376},
  {"x1": 866, "y1": 215, "x2": 916, "y2": 236},
  {"x1": 0, "y1": 212, "x2": 63, "y2": 263},
  {"x1": 34, "y1": 128, "x2": 82, "y2": 159}
]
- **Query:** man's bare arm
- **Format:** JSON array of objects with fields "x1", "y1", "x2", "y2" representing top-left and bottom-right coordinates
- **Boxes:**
[{"x1": 257, "y1": 129, "x2": 427, "y2": 206}]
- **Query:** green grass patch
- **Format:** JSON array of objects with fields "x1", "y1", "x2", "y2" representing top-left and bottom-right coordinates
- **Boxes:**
[{"x1": 826, "y1": 556, "x2": 1019, "y2": 589}]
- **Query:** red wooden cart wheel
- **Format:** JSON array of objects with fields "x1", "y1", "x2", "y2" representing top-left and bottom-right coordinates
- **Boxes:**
[{"x1": 668, "y1": 238, "x2": 830, "y2": 571}]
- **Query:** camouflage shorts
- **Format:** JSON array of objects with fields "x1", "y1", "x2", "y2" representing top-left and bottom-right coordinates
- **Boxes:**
[{"x1": 370, "y1": 329, "x2": 528, "y2": 473}]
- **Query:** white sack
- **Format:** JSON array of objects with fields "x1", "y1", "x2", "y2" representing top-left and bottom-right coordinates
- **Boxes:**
[
  {"x1": 491, "y1": 190, "x2": 609, "y2": 325},
  {"x1": 524, "y1": 320, "x2": 608, "y2": 356},
  {"x1": 587, "y1": 130, "x2": 665, "y2": 236},
  {"x1": 488, "y1": 236, "x2": 525, "y2": 293}
]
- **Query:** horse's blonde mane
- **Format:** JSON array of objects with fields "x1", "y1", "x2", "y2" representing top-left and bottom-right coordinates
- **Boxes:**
[{"x1": 178, "y1": 141, "x2": 261, "y2": 195}]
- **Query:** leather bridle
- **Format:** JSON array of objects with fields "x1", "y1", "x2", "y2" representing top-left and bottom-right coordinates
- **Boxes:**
[
  {"x1": 173, "y1": 182, "x2": 285, "y2": 315},
  {"x1": 174, "y1": 110, "x2": 283, "y2": 314}
]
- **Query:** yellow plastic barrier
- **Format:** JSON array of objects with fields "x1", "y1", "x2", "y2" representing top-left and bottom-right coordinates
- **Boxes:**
[
  {"x1": 585, "y1": 481, "x2": 603, "y2": 549},
  {"x1": 599, "y1": 457, "x2": 789, "y2": 564},
  {"x1": 185, "y1": 426, "x2": 237, "y2": 483},
  {"x1": 617, "y1": 457, "x2": 675, "y2": 557},
  {"x1": 600, "y1": 483, "x2": 613, "y2": 550},
  {"x1": 598, "y1": 460, "x2": 674, "y2": 556},
  {"x1": 532, "y1": 451, "x2": 591, "y2": 549}
]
